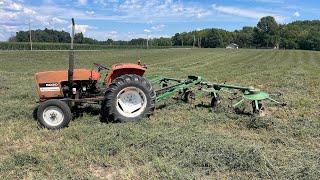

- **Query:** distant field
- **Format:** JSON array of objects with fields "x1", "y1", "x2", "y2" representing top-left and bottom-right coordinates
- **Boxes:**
[{"x1": 0, "y1": 49, "x2": 319, "y2": 179}]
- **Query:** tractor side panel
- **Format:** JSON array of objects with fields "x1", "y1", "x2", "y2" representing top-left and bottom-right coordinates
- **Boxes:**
[
  {"x1": 104, "y1": 64, "x2": 146, "y2": 85},
  {"x1": 35, "y1": 69, "x2": 99, "y2": 99}
]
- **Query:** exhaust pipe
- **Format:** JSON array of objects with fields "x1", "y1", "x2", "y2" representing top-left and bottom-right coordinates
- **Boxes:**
[{"x1": 68, "y1": 18, "x2": 75, "y2": 88}]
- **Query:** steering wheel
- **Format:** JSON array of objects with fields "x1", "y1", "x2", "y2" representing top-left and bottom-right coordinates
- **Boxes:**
[{"x1": 93, "y1": 63, "x2": 109, "y2": 71}]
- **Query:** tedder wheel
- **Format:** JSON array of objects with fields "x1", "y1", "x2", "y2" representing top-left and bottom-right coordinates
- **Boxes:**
[
  {"x1": 211, "y1": 95, "x2": 220, "y2": 110},
  {"x1": 37, "y1": 100, "x2": 72, "y2": 129},
  {"x1": 101, "y1": 74, "x2": 156, "y2": 123},
  {"x1": 182, "y1": 90, "x2": 195, "y2": 103},
  {"x1": 252, "y1": 100, "x2": 265, "y2": 116}
]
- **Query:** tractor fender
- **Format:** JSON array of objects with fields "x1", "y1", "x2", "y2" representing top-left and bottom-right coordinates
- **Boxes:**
[{"x1": 104, "y1": 63, "x2": 146, "y2": 85}]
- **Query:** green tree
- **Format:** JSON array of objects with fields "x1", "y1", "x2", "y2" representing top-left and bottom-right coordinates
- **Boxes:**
[
  {"x1": 106, "y1": 38, "x2": 113, "y2": 45},
  {"x1": 74, "y1": 32, "x2": 84, "y2": 43},
  {"x1": 172, "y1": 33, "x2": 182, "y2": 46},
  {"x1": 254, "y1": 16, "x2": 280, "y2": 48},
  {"x1": 234, "y1": 27, "x2": 254, "y2": 48},
  {"x1": 203, "y1": 29, "x2": 223, "y2": 48}
]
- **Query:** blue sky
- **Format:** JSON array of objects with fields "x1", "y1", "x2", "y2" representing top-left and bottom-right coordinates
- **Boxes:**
[{"x1": 0, "y1": 0, "x2": 319, "y2": 41}]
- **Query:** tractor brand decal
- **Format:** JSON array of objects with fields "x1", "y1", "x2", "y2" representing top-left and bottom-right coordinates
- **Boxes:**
[{"x1": 39, "y1": 83, "x2": 60, "y2": 92}]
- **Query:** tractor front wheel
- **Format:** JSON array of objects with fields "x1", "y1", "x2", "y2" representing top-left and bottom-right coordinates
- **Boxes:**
[
  {"x1": 101, "y1": 74, "x2": 156, "y2": 122},
  {"x1": 37, "y1": 100, "x2": 72, "y2": 129}
]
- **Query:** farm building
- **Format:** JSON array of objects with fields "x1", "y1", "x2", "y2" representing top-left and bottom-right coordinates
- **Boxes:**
[{"x1": 226, "y1": 43, "x2": 239, "y2": 49}]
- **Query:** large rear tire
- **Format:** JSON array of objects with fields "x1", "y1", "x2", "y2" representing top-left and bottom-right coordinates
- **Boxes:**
[
  {"x1": 37, "y1": 100, "x2": 72, "y2": 129},
  {"x1": 101, "y1": 74, "x2": 156, "y2": 122}
]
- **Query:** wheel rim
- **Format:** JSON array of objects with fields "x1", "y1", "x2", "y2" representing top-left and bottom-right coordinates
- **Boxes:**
[
  {"x1": 42, "y1": 106, "x2": 64, "y2": 126},
  {"x1": 116, "y1": 87, "x2": 147, "y2": 118}
]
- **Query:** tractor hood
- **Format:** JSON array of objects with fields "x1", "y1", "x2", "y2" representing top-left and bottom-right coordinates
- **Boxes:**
[
  {"x1": 35, "y1": 69, "x2": 100, "y2": 99},
  {"x1": 35, "y1": 69, "x2": 100, "y2": 83}
]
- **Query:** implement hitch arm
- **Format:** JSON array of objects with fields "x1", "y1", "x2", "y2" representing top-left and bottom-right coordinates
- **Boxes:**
[{"x1": 150, "y1": 76, "x2": 202, "y2": 102}]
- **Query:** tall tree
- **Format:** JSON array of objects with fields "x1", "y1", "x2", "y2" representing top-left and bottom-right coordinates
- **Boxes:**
[
  {"x1": 106, "y1": 38, "x2": 113, "y2": 45},
  {"x1": 74, "y1": 32, "x2": 84, "y2": 43},
  {"x1": 254, "y1": 16, "x2": 279, "y2": 48}
]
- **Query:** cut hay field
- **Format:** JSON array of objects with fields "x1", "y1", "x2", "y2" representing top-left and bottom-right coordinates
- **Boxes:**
[{"x1": 0, "y1": 49, "x2": 319, "y2": 179}]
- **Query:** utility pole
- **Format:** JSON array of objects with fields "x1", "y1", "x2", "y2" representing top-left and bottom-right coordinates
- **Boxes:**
[
  {"x1": 146, "y1": 37, "x2": 149, "y2": 49},
  {"x1": 29, "y1": 19, "x2": 32, "y2": 50},
  {"x1": 193, "y1": 35, "x2": 196, "y2": 48}
]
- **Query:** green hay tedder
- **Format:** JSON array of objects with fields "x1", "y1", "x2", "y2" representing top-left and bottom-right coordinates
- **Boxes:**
[{"x1": 149, "y1": 75, "x2": 286, "y2": 115}]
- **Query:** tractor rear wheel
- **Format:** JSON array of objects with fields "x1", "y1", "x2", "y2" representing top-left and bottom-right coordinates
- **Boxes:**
[
  {"x1": 37, "y1": 100, "x2": 72, "y2": 129},
  {"x1": 101, "y1": 74, "x2": 156, "y2": 122}
]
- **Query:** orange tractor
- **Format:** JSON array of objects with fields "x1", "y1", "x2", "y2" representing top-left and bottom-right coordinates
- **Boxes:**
[{"x1": 35, "y1": 19, "x2": 155, "y2": 129}]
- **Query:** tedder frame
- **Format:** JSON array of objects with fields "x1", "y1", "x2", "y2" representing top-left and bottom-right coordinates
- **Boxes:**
[{"x1": 149, "y1": 75, "x2": 286, "y2": 114}]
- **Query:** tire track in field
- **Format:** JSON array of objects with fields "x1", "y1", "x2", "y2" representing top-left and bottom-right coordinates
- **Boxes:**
[
  {"x1": 181, "y1": 49, "x2": 252, "y2": 71},
  {"x1": 305, "y1": 51, "x2": 320, "y2": 69},
  {"x1": 298, "y1": 51, "x2": 320, "y2": 103},
  {"x1": 225, "y1": 50, "x2": 288, "y2": 87},
  {"x1": 196, "y1": 50, "x2": 268, "y2": 80},
  {"x1": 148, "y1": 50, "x2": 236, "y2": 76},
  {"x1": 278, "y1": 50, "x2": 310, "y2": 107},
  {"x1": 147, "y1": 52, "x2": 206, "y2": 67},
  {"x1": 160, "y1": 50, "x2": 244, "y2": 77},
  {"x1": 179, "y1": 50, "x2": 241, "y2": 69},
  {"x1": 148, "y1": 49, "x2": 230, "y2": 68},
  {"x1": 160, "y1": 50, "x2": 265, "y2": 82}
]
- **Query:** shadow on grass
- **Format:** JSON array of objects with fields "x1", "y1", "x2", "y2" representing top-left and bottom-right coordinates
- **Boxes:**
[{"x1": 32, "y1": 104, "x2": 101, "y2": 121}]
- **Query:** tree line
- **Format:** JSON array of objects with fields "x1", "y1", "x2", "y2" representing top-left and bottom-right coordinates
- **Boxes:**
[
  {"x1": 8, "y1": 16, "x2": 320, "y2": 51},
  {"x1": 9, "y1": 28, "x2": 172, "y2": 47},
  {"x1": 172, "y1": 16, "x2": 320, "y2": 51}
]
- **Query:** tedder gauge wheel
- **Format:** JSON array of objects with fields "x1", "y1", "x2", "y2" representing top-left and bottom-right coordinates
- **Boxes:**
[
  {"x1": 252, "y1": 100, "x2": 266, "y2": 116},
  {"x1": 37, "y1": 100, "x2": 72, "y2": 129},
  {"x1": 101, "y1": 74, "x2": 156, "y2": 123},
  {"x1": 182, "y1": 90, "x2": 196, "y2": 103},
  {"x1": 211, "y1": 95, "x2": 220, "y2": 110}
]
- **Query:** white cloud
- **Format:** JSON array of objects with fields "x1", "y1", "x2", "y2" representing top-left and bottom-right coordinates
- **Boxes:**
[
  {"x1": 86, "y1": 10, "x2": 95, "y2": 15},
  {"x1": 0, "y1": 0, "x2": 72, "y2": 40},
  {"x1": 71, "y1": 24, "x2": 96, "y2": 34},
  {"x1": 293, "y1": 11, "x2": 300, "y2": 17},
  {"x1": 113, "y1": 0, "x2": 210, "y2": 22},
  {"x1": 105, "y1": 30, "x2": 118, "y2": 39},
  {"x1": 151, "y1": 24, "x2": 165, "y2": 31},
  {"x1": 8, "y1": 2, "x2": 23, "y2": 10},
  {"x1": 212, "y1": 4, "x2": 286, "y2": 23},
  {"x1": 23, "y1": 8, "x2": 36, "y2": 15},
  {"x1": 75, "y1": 25, "x2": 90, "y2": 34},
  {"x1": 51, "y1": 17, "x2": 68, "y2": 24},
  {"x1": 78, "y1": 0, "x2": 87, "y2": 5},
  {"x1": 143, "y1": 29, "x2": 151, "y2": 33},
  {"x1": 246, "y1": 0, "x2": 284, "y2": 3},
  {"x1": 0, "y1": 24, "x2": 20, "y2": 32}
]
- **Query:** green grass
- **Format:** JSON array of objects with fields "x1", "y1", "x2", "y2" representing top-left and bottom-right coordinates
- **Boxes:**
[{"x1": 0, "y1": 49, "x2": 319, "y2": 179}]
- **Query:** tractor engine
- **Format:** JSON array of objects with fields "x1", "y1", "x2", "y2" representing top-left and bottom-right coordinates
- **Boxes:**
[
  {"x1": 35, "y1": 69, "x2": 101, "y2": 101},
  {"x1": 61, "y1": 80, "x2": 100, "y2": 99}
]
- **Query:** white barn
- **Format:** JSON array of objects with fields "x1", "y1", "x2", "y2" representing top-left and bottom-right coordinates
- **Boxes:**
[{"x1": 226, "y1": 43, "x2": 239, "y2": 49}]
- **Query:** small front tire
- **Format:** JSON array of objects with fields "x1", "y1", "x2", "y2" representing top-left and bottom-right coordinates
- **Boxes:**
[{"x1": 37, "y1": 100, "x2": 72, "y2": 129}]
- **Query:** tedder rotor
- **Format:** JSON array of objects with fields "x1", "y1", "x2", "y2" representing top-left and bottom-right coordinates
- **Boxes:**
[
  {"x1": 34, "y1": 19, "x2": 286, "y2": 130},
  {"x1": 149, "y1": 76, "x2": 286, "y2": 115}
]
